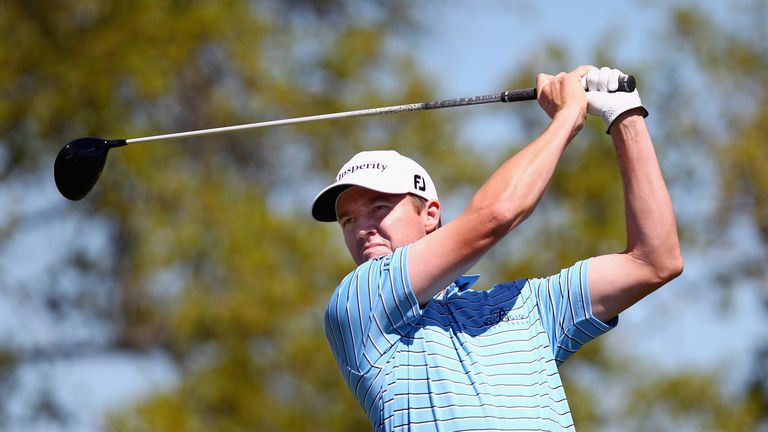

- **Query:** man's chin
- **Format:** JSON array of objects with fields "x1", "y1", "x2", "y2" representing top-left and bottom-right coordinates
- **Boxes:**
[{"x1": 361, "y1": 247, "x2": 392, "y2": 263}]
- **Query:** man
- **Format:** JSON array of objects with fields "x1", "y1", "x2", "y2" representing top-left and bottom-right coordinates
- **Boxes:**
[{"x1": 310, "y1": 66, "x2": 683, "y2": 431}]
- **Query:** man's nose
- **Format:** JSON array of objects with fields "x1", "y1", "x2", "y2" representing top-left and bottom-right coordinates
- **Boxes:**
[{"x1": 355, "y1": 216, "x2": 377, "y2": 239}]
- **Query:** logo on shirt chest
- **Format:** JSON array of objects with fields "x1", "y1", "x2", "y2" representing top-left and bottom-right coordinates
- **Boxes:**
[{"x1": 482, "y1": 307, "x2": 527, "y2": 327}]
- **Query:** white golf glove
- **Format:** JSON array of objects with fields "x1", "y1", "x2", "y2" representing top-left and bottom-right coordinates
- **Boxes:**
[{"x1": 581, "y1": 66, "x2": 648, "y2": 134}]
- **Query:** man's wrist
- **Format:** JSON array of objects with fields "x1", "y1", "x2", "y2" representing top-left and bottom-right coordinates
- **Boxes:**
[
  {"x1": 553, "y1": 104, "x2": 586, "y2": 137},
  {"x1": 608, "y1": 107, "x2": 648, "y2": 135},
  {"x1": 554, "y1": 104, "x2": 585, "y2": 124}
]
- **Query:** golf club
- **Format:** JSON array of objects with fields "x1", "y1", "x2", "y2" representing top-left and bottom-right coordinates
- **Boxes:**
[{"x1": 54, "y1": 75, "x2": 635, "y2": 201}]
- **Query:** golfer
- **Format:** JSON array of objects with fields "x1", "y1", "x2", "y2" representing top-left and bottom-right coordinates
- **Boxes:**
[{"x1": 311, "y1": 65, "x2": 683, "y2": 431}]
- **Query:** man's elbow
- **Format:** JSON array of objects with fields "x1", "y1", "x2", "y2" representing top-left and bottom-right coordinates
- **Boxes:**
[
  {"x1": 467, "y1": 200, "x2": 530, "y2": 240},
  {"x1": 654, "y1": 249, "x2": 684, "y2": 284},
  {"x1": 631, "y1": 243, "x2": 684, "y2": 286}
]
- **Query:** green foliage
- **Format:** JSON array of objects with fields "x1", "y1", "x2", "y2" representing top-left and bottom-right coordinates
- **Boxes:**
[
  {"x1": 0, "y1": 0, "x2": 449, "y2": 429},
  {"x1": 0, "y1": 348, "x2": 18, "y2": 422},
  {"x1": 670, "y1": 2, "x2": 768, "y2": 426},
  {"x1": 625, "y1": 372, "x2": 762, "y2": 431}
]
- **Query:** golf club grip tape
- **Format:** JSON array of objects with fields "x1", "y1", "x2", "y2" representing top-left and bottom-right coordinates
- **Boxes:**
[
  {"x1": 501, "y1": 88, "x2": 537, "y2": 102},
  {"x1": 617, "y1": 74, "x2": 636, "y2": 92}
]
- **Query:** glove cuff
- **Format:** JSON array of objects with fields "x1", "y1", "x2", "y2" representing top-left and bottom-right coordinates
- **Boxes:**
[{"x1": 604, "y1": 106, "x2": 649, "y2": 134}]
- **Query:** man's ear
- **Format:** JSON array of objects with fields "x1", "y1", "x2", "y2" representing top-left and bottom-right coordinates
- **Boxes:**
[{"x1": 424, "y1": 200, "x2": 441, "y2": 233}]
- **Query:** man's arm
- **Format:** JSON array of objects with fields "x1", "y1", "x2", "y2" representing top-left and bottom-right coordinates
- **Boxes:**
[
  {"x1": 588, "y1": 109, "x2": 684, "y2": 322},
  {"x1": 407, "y1": 66, "x2": 592, "y2": 305}
]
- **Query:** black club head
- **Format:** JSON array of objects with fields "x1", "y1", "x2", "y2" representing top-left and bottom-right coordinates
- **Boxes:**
[{"x1": 54, "y1": 137, "x2": 126, "y2": 200}]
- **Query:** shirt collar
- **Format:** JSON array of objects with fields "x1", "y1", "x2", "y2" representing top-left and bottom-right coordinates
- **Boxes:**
[{"x1": 454, "y1": 274, "x2": 480, "y2": 291}]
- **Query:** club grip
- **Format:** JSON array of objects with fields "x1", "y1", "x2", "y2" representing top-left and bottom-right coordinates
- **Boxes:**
[
  {"x1": 617, "y1": 74, "x2": 636, "y2": 92},
  {"x1": 500, "y1": 88, "x2": 537, "y2": 102}
]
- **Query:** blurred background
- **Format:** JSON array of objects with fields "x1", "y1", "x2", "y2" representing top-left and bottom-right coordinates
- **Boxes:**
[{"x1": 1, "y1": 0, "x2": 766, "y2": 430}]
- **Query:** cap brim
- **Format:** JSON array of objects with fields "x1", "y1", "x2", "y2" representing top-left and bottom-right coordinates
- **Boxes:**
[{"x1": 311, "y1": 183, "x2": 354, "y2": 222}]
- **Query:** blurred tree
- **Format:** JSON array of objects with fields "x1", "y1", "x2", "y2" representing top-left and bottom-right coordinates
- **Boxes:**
[
  {"x1": 662, "y1": 0, "x2": 768, "y2": 428},
  {"x1": 0, "y1": 0, "x2": 483, "y2": 430}
]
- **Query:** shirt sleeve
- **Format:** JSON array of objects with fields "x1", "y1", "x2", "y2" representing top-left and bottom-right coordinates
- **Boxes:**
[
  {"x1": 531, "y1": 258, "x2": 618, "y2": 366},
  {"x1": 324, "y1": 246, "x2": 422, "y2": 375}
]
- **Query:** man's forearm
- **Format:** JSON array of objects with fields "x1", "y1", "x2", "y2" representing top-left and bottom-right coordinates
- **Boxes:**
[{"x1": 611, "y1": 110, "x2": 682, "y2": 278}]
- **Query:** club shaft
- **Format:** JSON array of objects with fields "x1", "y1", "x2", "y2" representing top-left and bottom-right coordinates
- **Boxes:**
[{"x1": 124, "y1": 89, "x2": 537, "y2": 144}]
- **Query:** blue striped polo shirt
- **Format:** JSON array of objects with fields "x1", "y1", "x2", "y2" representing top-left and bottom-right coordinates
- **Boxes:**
[{"x1": 324, "y1": 246, "x2": 617, "y2": 431}]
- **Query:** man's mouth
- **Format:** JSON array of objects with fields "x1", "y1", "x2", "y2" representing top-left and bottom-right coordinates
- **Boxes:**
[{"x1": 362, "y1": 242, "x2": 388, "y2": 255}]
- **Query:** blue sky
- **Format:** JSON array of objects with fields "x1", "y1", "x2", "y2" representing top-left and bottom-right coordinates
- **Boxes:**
[{"x1": 3, "y1": 1, "x2": 763, "y2": 430}]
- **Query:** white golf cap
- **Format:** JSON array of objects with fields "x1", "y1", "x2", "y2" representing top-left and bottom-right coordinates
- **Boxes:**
[{"x1": 311, "y1": 150, "x2": 438, "y2": 222}]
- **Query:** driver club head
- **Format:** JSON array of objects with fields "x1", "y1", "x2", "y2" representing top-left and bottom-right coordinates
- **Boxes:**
[{"x1": 54, "y1": 137, "x2": 126, "y2": 201}]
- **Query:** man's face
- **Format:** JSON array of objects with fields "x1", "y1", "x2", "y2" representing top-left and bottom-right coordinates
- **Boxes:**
[{"x1": 336, "y1": 186, "x2": 430, "y2": 265}]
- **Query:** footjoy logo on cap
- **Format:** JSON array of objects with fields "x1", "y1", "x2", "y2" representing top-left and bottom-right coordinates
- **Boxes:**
[
  {"x1": 336, "y1": 162, "x2": 388, "y2": 181},
  {"x1": 414, "y1": 174, "x2": 426, "y2": 192}
]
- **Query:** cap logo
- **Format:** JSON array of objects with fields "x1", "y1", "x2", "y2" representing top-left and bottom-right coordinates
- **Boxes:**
[
  {"x1": 336, "y1": 162, "x2": 388, "y2": 182},
  {"x1": 414, "y1": 174, "x2": 426, "y2": 192}
]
